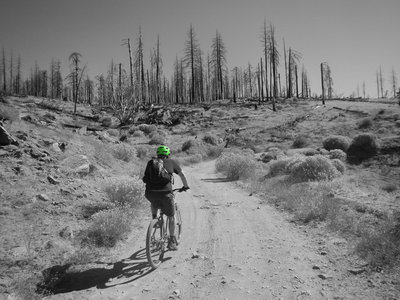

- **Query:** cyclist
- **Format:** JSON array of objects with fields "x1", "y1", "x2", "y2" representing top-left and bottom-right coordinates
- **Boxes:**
[{"x1": 142, "y1": 145, "x2": 189, "y2": 251}]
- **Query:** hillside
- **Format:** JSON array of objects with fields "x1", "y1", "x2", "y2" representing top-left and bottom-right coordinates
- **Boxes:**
[{"x1": 0, "y1": 95, "x2": 399, "y2": 299}]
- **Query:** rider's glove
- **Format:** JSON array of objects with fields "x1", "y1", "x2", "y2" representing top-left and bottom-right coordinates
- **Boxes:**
[{"x1": 181, "y1": 186, "x2": 190, "y2": 192}]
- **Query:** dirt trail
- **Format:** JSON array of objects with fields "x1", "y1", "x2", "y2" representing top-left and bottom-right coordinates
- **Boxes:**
[{"x1": 48, "y1": 160, "x2": 397, "y2": 300}]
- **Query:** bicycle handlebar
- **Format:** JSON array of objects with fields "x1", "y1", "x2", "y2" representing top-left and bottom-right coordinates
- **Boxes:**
[{"x1": 172, "y1": 187, "x2": 190, "y2": 193}]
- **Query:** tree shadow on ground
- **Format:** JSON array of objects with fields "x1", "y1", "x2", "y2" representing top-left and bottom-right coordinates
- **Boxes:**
[
  {"x1": 201, "y1": 177, "x2": 232, "y2": 183},
  {"x1": 49, "y1": 248, "x2": 158, "y2": 294}
]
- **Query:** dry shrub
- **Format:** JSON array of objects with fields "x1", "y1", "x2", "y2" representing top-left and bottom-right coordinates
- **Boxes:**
[
  {"x1": 357, "y1": 117, "x2": 373, "y2": 129},
  {"x1": 112, "y1": 144, "x2": 136, "y2": 162},
  {"x1": 128, "y1": 126, "x2": 137, "y2": 134},
  {"x1": 101, "y1": 117, "x2": 112, "y2": 127},
  {"x1": 203, "y1": 134, "x2": 218, "y2": 145},
  {"x1": 347, "y1": 133, "x2": 379, "y2": 164},
  {"x1": 355, "y1": 217, "x2": 400, "y2": 267},
  {"x1": 329, "y1": 149, "x2": 347, "y2": 161},
  {"x1": 260, "y1": 147, "x2": 285, "y2": 163},
  {"x1": 107, "y1": 128, "x2": 119, "y2": 137},
  {"x1": 267, "y1": 155, "x2": 306, "y2": 178},
  {"x1": 289, "y1": 155, "x2": 340, "y2": 183},
  {"x1": 177, "y1": 154, "x2": 203, "y2": 166},
  {"x1": 79, "y1": 206, "x2": 134, "y2": 247},
  {"x1": 132, "y1": 130, "x2": 144, "y2": 138},
  {"x1": 322, "y1": 135, "x2": 351, "y2": 152},
  {"x1": 381, "y1": 183, "x2": 397, "y2": 193},
  {"x1": 261, "y1": 179, "x2": 340, "y2": 224},
  {"x1": 0, "y1": 105, "x2": 19, "y2": 122},
  {"x1": 138, "y1": 124, "x2": 157, "y2": 134},
  {"x1": 136, "y1": 145, "x2": 148, "y2": 159},
  {"x1": 182, "y1": 139, "x2": 203, "y2": 153},
  {"x1": 215, "y1": 152, "x2": 256, "y2": 180},
  {"x1": 104, "y1": 176, "x2": 144, "y2": 207},
  {"x1": 331, "y1": 159, "x2": 346, "y2": 174},
  {"x1": 189, "y1": 127, "x2": 199, "y2": 136},
  {"x1": 149, "y1": 131, "x2": 166, "y2": 145},
  {"x1": 292, "y1": 135, "x2": 309, "y2": 148},
  {"x1": 12, "y1": 274, "x2": 44, "y2": 300},
  {"x1": 205, "y1": 145, "x2": 224, "y2": 158},
  {"x1": 280, "y1": 183, "x2": 339, "y2": 223}
]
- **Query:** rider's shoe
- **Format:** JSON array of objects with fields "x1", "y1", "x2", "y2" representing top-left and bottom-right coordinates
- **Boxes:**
[{"x1": 167, "y1": 236, "x2": 178, "y2": 251}]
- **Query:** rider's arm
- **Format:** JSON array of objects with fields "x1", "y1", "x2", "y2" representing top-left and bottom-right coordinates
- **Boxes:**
[{"x1": 177, "y1": 171, "x2": 189, "y2": 189}]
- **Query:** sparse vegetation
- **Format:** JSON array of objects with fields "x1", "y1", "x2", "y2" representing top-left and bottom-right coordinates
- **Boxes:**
[{"x1": 1, "y1": 94, "x2": 400, "y2": 298}]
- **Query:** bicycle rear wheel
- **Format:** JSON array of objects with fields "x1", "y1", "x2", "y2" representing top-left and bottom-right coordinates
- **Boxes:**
[
  {"x1": 175, "y1": 203, "x2": 182, "y2": 245},
  {"x1": 146, "y1": 218, "x2": 165, "y2": 269}
]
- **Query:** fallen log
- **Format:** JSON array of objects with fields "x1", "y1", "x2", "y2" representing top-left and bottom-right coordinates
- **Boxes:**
[
  {"x1": 332, "y1": 107, "x2": 369, "y2": 116},
  {"x1": 62, "y1": 123, "x2": 104, "y2": 132}
]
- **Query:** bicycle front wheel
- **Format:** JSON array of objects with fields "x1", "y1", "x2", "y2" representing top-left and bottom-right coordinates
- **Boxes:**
[
  {"x1": 146, "y1": 218, "x2": 165, "y2": 269},
  {"x1": 175, "y1": 203, "x2": 182, "y2": 245}
]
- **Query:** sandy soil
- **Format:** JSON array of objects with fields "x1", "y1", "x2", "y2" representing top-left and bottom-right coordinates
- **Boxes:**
[{"x1": 45, "y1": 160, "x2": 400, "y2": 300}]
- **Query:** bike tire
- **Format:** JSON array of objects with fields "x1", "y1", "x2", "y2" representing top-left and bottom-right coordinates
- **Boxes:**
[
  {"x1": 175, "y1": 203, "x2": 182, "y2": 245},
  {"x1": 146, "y1": 218, "x2": 164, "y2": 269}
]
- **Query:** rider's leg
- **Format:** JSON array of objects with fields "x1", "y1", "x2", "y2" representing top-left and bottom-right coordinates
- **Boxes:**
[
  {"x1": 151, "y1": 203, "x2": 157, "y2": 219},
  {"x1": 168, "y1": 215, "x2": 176, "y2": 237}
]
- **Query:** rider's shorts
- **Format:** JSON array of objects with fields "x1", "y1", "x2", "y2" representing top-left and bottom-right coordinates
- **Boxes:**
[{"x1": 145, "y1": 190, "x2": 175, "y2": 217}]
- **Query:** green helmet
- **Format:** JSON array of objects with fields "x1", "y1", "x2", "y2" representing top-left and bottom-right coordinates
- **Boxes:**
[{"x1": 157, "y1": 145, "x2": 170, "y2": 156}]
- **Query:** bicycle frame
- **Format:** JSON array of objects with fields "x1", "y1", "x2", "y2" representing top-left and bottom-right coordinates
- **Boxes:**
[{"x1": 146, "y1": 188, "x2": 185, "y2": 269}]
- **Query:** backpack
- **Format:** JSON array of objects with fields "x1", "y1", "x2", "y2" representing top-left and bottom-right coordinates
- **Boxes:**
[{"x1": 145, "y1": 157, "x2": 172, "y2": 189}]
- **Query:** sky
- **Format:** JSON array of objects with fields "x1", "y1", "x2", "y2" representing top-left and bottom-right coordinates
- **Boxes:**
[{"x1": 0, "y1": 0, "x2": 399, "y2": 98}]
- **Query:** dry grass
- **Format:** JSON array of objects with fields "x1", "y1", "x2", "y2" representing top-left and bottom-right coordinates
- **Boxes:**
[
  {"x1": 138, "y1": 123, "x2": 157, "y2": 134},
  {"x1": 112, "y1": 144, "x2": 136, "y2": 162},
  {"x1": 0, "y1": 104, "x2": 19, "y2": 123},
  {"x1": 79, "y1": 206, "x2": 135, "y2": 248},
  {"x1": 215, "y1": 151, "x2": 256, "y2": 180},
  {"x1": 104, "y1": 176, "x2": 145, "y2": 207},
  {"x1": 149, "y1": 132, "x2": 167, "y2": 145}
]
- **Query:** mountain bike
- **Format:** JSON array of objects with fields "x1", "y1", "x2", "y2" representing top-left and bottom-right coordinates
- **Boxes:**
[{"x1": 145, "y1": 188, "x2": 186, "y2": 269}]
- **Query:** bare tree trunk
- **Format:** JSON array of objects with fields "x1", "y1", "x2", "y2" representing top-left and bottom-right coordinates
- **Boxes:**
[
  {"x1": 10, "y1": 51, "x2": 13, "y2": 94},
  {"x1": 283, "y1": 39, "x2": 288, "y2": 98},
  {"x1": 321, "y1": 63, "x2": 325, "y2": 105},
  {"x1": 363, "y1": 81, "x2": 366, "y2": 99},
  {"x1": 257, "y1": 63, "x2": 261, "y2": 104},
  {"x1": 295, "y1": 65, "x2": 299, "y2": 98},
  {"x1": 379, "y1": 66, "x2": 384, "y2": 98},
  {"x1": 248, "y1": 63, "x2": 252, "y2": 98},
  {"x1": 392, "y1": 68, "x2": 397, "y2": 98},
  {"x1": 260, "y1": 57, "x2": 264, "y2": 101},
  {"x1": 1, "y1": 48, "x2": 6, "y2": 93},
  {"x1": 288, "y1": 48, "x2": 292, "y2": 98},
  {"x1": 376, "y1": 71, "x2": 380, "y2": 98}
]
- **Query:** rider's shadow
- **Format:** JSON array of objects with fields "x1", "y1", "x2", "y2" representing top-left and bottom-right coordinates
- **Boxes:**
[{"x1": 50, "y1": 248, "x2": 156, "y2": 294}]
